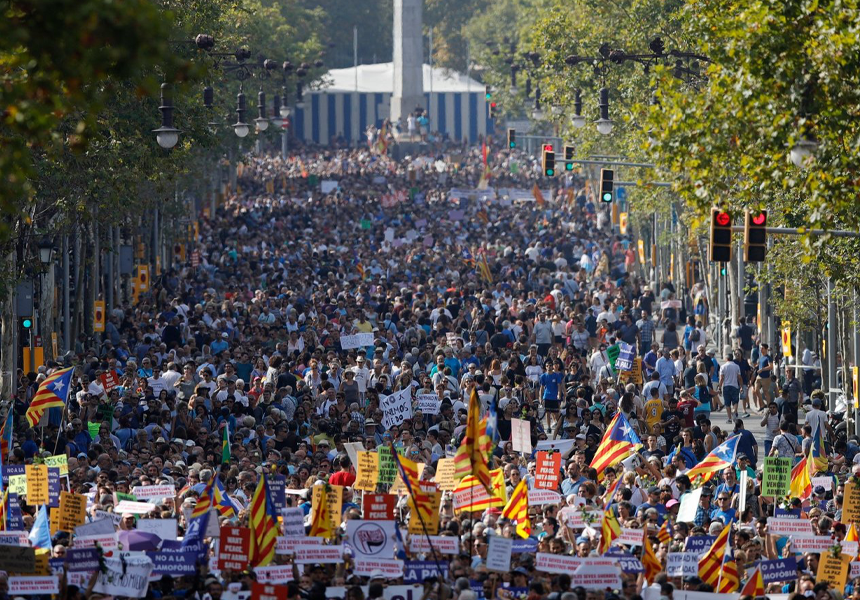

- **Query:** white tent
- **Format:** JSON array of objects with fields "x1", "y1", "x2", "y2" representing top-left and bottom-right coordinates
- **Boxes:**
[{"x1": 320, "y1": 62, "x2": 483, "y2": 94}]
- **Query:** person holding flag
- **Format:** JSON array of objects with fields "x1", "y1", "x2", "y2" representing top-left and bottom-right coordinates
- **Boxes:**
[
  {"x1": 589, "y1": 411, "x2": 642, "y2": 480},
  {"x1": 25, "y1": 366, "x2": 74, "y2": 427},
  {"x1": 686, "y1": 436, "x2": 740, "y2": 486}
]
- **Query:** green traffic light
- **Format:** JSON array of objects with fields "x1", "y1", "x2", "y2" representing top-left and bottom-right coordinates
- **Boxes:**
[
  {"x1": 546, "y1": 169, "x2": 554, "y2": 176},
  {"x1": 565, "y1": 163, "x2": 573, "y2": 171},
  {"x1": 602, "y1": 192, "x2": 612, "y2": 202},
  {"x1": 509, "y1": 142, "x2": 515, "y2": 148},
  {"x1": 22, "y1": 319, "x2": 32, "y2": 328},
  {"x1": 720, "y1": 267, "x2": 727, "y2": 276}
]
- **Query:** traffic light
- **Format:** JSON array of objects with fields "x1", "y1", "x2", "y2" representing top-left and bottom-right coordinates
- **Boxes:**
[
  {"x1": 542, "y1": 144, "x2": 555, "y2": 177},
  {"x1": 507, "y1": 128, "x2": 516, "y2": 149},
  {"x1": 485, "y1": 85, "x2": 492, "y2": 101},
  {"x1": 488, "y1": 101, "x2": 498, "y2": 119},
  {"x1": 709, "y1": 207, "x2": 733, "y2": 262},
  {"x1": 564, "y1": 145, "x2": 575, "y2": 171},
  {"x1": 599, "y1": 168, "x2": 614, "y2": 202},
  {"x1": 744, "y1": 209, "x2": 767, "y2": 262}
]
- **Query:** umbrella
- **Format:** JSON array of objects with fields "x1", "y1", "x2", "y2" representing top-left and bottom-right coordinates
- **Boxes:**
[{"x1": 118, "y1": 529, "x2": 162, "y2": 552}]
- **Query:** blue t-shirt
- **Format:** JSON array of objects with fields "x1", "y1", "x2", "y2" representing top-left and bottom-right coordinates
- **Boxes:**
[
  {"x1": 758, "y1": 355, "x2": 772, "y2": 378},
  {"x1": 539, "y1": 372, "x2": 563, "y2": 400},
  {"x1": 733, "y1": 429, "x2": 759, "y2": 466}
]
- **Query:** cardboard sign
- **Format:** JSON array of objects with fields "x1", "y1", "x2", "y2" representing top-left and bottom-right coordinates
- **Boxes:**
[
  {"x1": 844, "y1": 480, "x2": 860, "y2": 524},
  {"x1": 252, "y1": 582, "x2": 289, "y2": 600},
  {"x1": 353, "y1": 558, "x2": 404, "y2": 578},
  {"x1": 0, "y1": 544, "x2": 36, "y2": 573},
  {"x1": 417, "y1": 394, "x2": 440, "y2": 416},
  {"x1": 377, "y1": 446, "x2": 397, "y2": 486},
  {"x1": 511, "y1": 419, "x2": 532, "y2": 454},
  {"x1": 408, "y1": 535, "x2": 460, "y2": 555},
  {"x1": 486, "y1": 535, "x2": 513, "y2": 572},
  {"x1": 346, "y1": 520, "x2": 396, "y2": 560},
  {"x1": 354, "y1": 451, "x2": 379, "y2": 491},
  {"x1": 534, "y1": 451, "x2": 561, "y2": 490},
  {"x1": 218, "y1": 527, "x2": 251, "y2": 571},
  {"x1": 667, "y1": 552, "x2": 700, "y2": 577},
  {"x1": 8, "y1": 576, "x2": 60, "y2": 595},
  {"x1": 768, "y1": 518, "x2": 814, "y2": 537},
  {"x1": 408, "y1": 489, "x2": 441, "y2": 536},
  {"x1": 25, "y1": 465, "x2": 49, "y2": 505},
  {"x1": 380, "y1": 388, "x2": 412, "y2": 430},
  {"x1": 762, "y1": 457, "x2": 792, "y2": 497},
  {"x1": 817, "y1": 551, "x2": 851, "y2": 589},
  {"x1": 434, "y1": 458, "x2": 457, "y2": 491},
  {"x1": 311, "y1": 485, "x2": 343, "y2": 530},
  {"x1": 619, "y1": 358, "x2": 644, "y2": 385},
  {"x1": 58, "y1": 492, "x2": 87, "y2": 533},
  {"x1": 363, "y1": 494, "x2": 396, "y2": 520}
]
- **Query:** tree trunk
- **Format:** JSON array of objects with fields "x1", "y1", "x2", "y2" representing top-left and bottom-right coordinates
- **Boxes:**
[
  {"x1": 72, "y1": 230, "x2": 86, "y2": 346},
  {"x1": 0, "y1": 249, "x2": 16, "y2": 399},
  {"x1": 38, "y1": 257, "x2": 56, "y2": 362}
]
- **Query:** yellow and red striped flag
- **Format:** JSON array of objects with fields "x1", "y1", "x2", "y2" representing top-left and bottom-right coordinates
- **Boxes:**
[
  {"x1": 790, "y1": 452, "x2": 812, "y2": 500},
  {"x1": 308, "y1": 484, "x2": 334, "y2": 539},
  {"x1": 0, "y1": 490, "x2": 7, "y2": 532},
  {"x1": 685, "y1": 436, "x2": 739, "y2": 487},
  {"x1": 501, "y1": 478, "x2": 531, "y2": 539},
  {"x1": 249, "y1": 474, "x2": 278, "y2": 567},
  {"x1": 532, "y1": 183, "x2": 545, "y2": 207},
  {"x1": 598, "y1": 508, "x2": 622, "y2": 554},
  {"x1": 641, "y1": 530, "x2": 662, "y2": 583},
  {"x1": 698, "y1": 525, "x2": 739, "y2": 592},
  {"x1": 25, "y1": 367, "x2": 74, "y2": 427},
  {"x1": 740, "y1": 565, "x2": 765, "y2": 597},
  {"x1": 589, "y1": 412, "x2": 642, "y2": 481},
  {"x1": 452, "y1": 468, "x2": 506, "y2": 513},
  {"x1": 453, "y1": 388, "x2": 493, "y2": 493},
  {"x1": 657, "y1": 518, "x2": 673, "y2": 545}
]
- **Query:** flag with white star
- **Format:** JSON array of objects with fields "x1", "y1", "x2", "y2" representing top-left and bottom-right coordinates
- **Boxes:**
[
  {"x1": 589, "y1": 411, "x2": 642, "y2": 481},
  {"x1": 26, "y1": 367, "x2": 74, "y2": 427}
]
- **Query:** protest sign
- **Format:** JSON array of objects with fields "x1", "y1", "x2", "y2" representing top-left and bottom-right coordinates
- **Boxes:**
[
  {"x1": 7, "y1": 475, "x2": 25, "y2": 496},
  {"x1": 403, "y1": 561, "x2": 448, "y2": 584},
  {"x1": 100, "y1": 369, "x2": 120, "y2": 393},
  {"x1": 768, "y1": 518, "x2": 814, "y2": 537},
  {"x1": 534, "y1": 439, "x2": 576, "y2": 457},
  {"x1": 114, "y1": 500, "x2": 156, "y2": 514},
  {"x1": 276, "y1": 536, "x2": 322, "y2": 555},
  {"x1": 253, "y1": 582, "x2": 289, "y2": 600},
  {"x1": 147, "y1": 550, "x2": 197, "y2": 576},
  {"x1": 844, "y1": 480, "x2": 860, "y2": 524},
  {"x1": 677, "y1": 488, "x2": 703, "y2": 523},
  {"x1": 615, "y1": 343, "x2": 635, "y2": 371},
  {"x1": 535, "y1": 553, "x2": 583, "y2": 574},
  {"x1": 363, "y1": 493, "x2": 395, "y2": 520},
  {"x1": 47, "y1": 467, "x2": 61, "y2": 508},
  {"x1": 80, "y1": 516, "x2": 120, "y2": 535},
  {"x1": 282, "y1": 507, "x2": 305, "y2": 538},
  {"x1": 416, "y1": 394, "x2": 440, "y2": 415},
  {"x1": 8, "y1": 576, "x2": 60, "y2": 595},
  {"x1": 408, "y1": 535, "x2": 459, "y2": 555},
  {"x1": 380, "y1": 388, "x2": 412, "y2": 429},
  {"x1": 58, "y1": 492, "x2": 87, "y2": 533},
  {"x1": 755, "y1": 557, "x2": 798, "y2": 583},
  {"x1": 0, "y1": 531, "x2": 29, "y2": 547},
  {"x1": 817, "y1": 551, "x2": 851, "y2": 589},
  {"x1": 812, "y1": 476, "x2": 833, "y2": 491},
  {"x1": 619, "y1": 358, "x2": 644, "y2": 385},
  {"x1": 667, "y1": 553, "x2": 700, "y2": 577},
  {"x1": 73, "y1": 534, "x2": 119, "y2": 553},
  {"x1": 391, "y1": 463, "x2": 424, "y2": 496},
  {"x1": 792, "y1": 537, "x2": 836, "y2": 553},
  {"x1": 44, "y1": 455, "x2": 68, "y2": 476},
  {"x1": 341, "y1": 333, "x2": 374, "y2": 350},
  {"x1": 219, "y1": 527, "x2": 251, "y2": 571},
  {"x1": 511, "y1": 418, "x2": 532, "y2": 454},
  {"x1": 434, "y1": 458, "x2": 456, "y2": 491},
  {"x1": 572, "y1": 565, "x2": 623, "y2": 590},
  {"x1": 762, "y1": 458, "x2": 792, "y2": 497},
  {"x1": 312, "y1": 484, "x2": 343, "y2": 530},
  {"x1": 320, "y1": 180, "x2": 338, "y2": 194},
  {"x1": 346, "y1": 520, "x2": 396, "y2": 560},
  {"x1": 353, "y1": 558, "x2": 404, "y2": 578},
  {"x1": 65, "y1": 548, "x2": 100, "y2": 572},
  {"x1": 614, "y1": 528, "x2": 645, "y2": 547},
  {"x1": 683, "y1": 536, "x2": 716, "y2": 556},
  {"x1": 605, "y1": 344, "x2": 621, "y2": 373},
  {"x1": 255, "y1": 565, "x2": 296, "y2": 584},
  {"x1": 0, "y1": 544, "x2": 36, "y2": 573},
  {"x1": 486, "y1": 535, "x2": 513, "y2": 572},
  {"x1": 25, "y1": 465, "x2": 49, "y2": 505},
  {"x1": 268, "y1": 475, "x2": 287, "y2": 512},
  {"x1": 92, "y1": 555, "x2": 153, "y2": 598},
  {"x1": 137, "y1": 518, "x2": 178, "y2": 541},
  {"x1": 295, "y1": 545, "x2": 344, "y2": 564},
  {"x1": 408, "y1": 488, "x2": 440, "y2": 536},
  {"x1": 354, "y1": 452, "x2": 380, "y2": 492},
  {"x1": 534, "y1": 451, "x2": 561, "y2": 490},
  {"x1": 132, "y1": 485, "x2": 175, "y2": 501},
  {"x1": 528, "y1": 489, "x2": 562, "y2": 506},
  {"x1": 377, "y1": 446, "x2": 397, "y2": 485}
]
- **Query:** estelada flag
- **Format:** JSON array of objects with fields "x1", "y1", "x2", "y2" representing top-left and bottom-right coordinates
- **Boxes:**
[
  {"x1": 249, "y1": 474, "x2": 278, "y2": 567},
  {"x1": 26, "y1": 367, "x2": 74, "y2": 427}
]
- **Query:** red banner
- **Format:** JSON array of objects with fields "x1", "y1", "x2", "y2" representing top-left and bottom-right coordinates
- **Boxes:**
[
  {"x1": 535, "y1": 451, "x2": 562, "y2": 490},
  {"x1": 218, "y1": 526, "x2": 251, "y2": 571},
  {"x1": 363, "y1": 493, "x2": 395, "y2": 520}
]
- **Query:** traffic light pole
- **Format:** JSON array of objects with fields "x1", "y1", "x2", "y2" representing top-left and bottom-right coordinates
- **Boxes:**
[{"x1": 728, "y1": 226, "x2": 860, "y2": 239}]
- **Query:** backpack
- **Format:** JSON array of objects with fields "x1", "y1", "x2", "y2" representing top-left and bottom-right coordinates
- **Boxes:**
[{"x1": 689, "y1": 328, "x2": 701, "y2": 342}]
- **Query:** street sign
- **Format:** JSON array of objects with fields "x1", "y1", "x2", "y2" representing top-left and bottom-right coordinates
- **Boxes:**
[{"x1": 616, "y1": 186, "x2": 627, "y2": 203}]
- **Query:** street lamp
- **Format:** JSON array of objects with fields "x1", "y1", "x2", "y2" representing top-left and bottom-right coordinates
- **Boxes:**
[
  {"x1": 153, "y1": 83, "x2": 181, "y2": 149},
  {"x1": 38, "y1": 239, "x2": 54, "y2": 265},
  {"x1": 254, "y1": 89, "x2": 269, "y2": 132},
  {"x1": 790, "y1": 136, "x2": 818, "y2": 168},
  {"x1": 571, "y1": 89, "x2": 586, "y2": 129},
  {"x1": 531, "y1": 85, "x2": 544, "y2": 120},
  {"x1": 233, "y1": 91, "x2": 250, "y2": 138},
  {"x1": 595, "y1": 87, "x2": 614, "y2": 135},
  {"x1": 270, "y1": 94, "x2": 283, "y2": 128}
]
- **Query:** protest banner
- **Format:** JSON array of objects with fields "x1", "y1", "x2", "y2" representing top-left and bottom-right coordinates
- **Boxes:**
[
  {"x1": 147, "y1": 550, "x2": 197, "y2": 576},
  {"x1": 58, "y1": 492, "x2": 87, "y2": 533},
  {"x1": 312, "y1": 484, "x2": 343, "y2": 530},
  {"x1": 363, "y1": 493, "x2": 395, "y2": 520},
  {"x1": 219, "y1": 527, "x2": 251, "y2": 571},
  {"x1": 295, "y1": 545, "x2": 344, "y2": 564},
  {"x1": 434, "y1": 458, "x2": 457, "y2": 491},
  {"x1": 792, "y1": 536, "x2": 837, "y2": 553},
  {"x1": 137, "y1": 518, "x2": 178, "y2": 541},
  {"x1": 252, "y1": 582, "x2": 289, "y2": 600},
  {"x1": 528, "y1": 489, "x2": 562, "y2": 506},
  {"x1": 535, "y1": 553, "x2": 583, "y2": 574},
  {"x1": 377, "y1": 446, "x2": 397, "y2": 485},
  {"x1": 605, "y1": 551, "x2": 645, "y2": 574},
  {"x1": 754, "y1": 557, "x2": 798, "y2": 583},
  {"x1": 615, "y1": 343, "x2": 635, "y2": 371},
  {"x1": 354, "y1": 452, "x2": 380, "y2": 492},
  {"x1": 817, "y1": 551, "x2": 851, "y2": 589},
  {"x1": 340, "y1": 333, "x2": 374, "y2": 350},
  {"x1": 0, "y1": 531, "x2": 29, "y2": 547},
  {"x1": 114, "y1": 500, "x2": 156, "y2": 514},
  {"x1": 408, "y1": 489, "x2": 440, "y2": 536},
  {"x1": 768, "y1": 518, "x2": 814, "y2": 537},
  {"x1": 614, "y1": 528, "x2": 645, "y2": 547},
  {"x1": 0, "y1": 545, "x2": 36, "y2": 573},
  {"x1": 44, "y1": 455, "x2": 68, "y2": 476},
  {"x1": 380, "y1": 388, "x2": 412, "y2": 430},
  {"x1": 844, "y1": 480, "x2": 860, "y2": 524},
  {"x1": 511, "y1": 419, "x2": 532, "y2": 454},
  {"x1": 73, "y1": 534, "x2": 119, "y2": 553},
  {"x1": 353, "y1": 558, "x2": 404, "y2": 578},
  {"x1": 346, "y1": 520, "x2": 396, "y2": 560},
  {"x1": 762, "y1": 458, "x2": 792, "y2": 497},
  {"x1": 673, "y1": 593, "x2": 740, "y2": 600},
  {"x1": 403, "y1": 561, "x2": 449, "y2": 584},
  {"x1": 667, "y1": 553, "x2": 700, "y2": 577},
  {"x1": 255, "y1": 565, "x2": 296, "y2": 584},
  {"x1": 605, "y1": 344, "x2": 621, "y2": 374},
  {"x1": 25, "y1": 465, "x2": 49, "y2": 505},
  {"x1": 486, "y1": 535, "x2": 513, "y2": 572},
  {"x1": 8, "y1": 576, "x2": 60, "y2": 595},
  {"x1": 572, "y1": 565, "x2": 623, "y2": 590},
  {"x1": 408, "y1": 535, "x2": 459, "y2": 555},
  {"x1": 683, "y1": 536, "x2": 716, "y2": 556},
  {"x1": 534, "y1": 451, "x2": 561, "y2": 490},
  {"x1": 282, "y1": 507, "x2": 305, "y2": 538},
  {"x1": 276, "y1": 536, "x2": 322, "y2": 555},
  {"x1": 92, "y1": 555, "x2": 153, "y2": 598},
  {"x1": 131, "y1": 485, "x2": 175, "y2": 501},
  {"x1": 513, "y1": 539, "x2": 539, "y2": 554},
  {"x1": 65, "y1": 548, "x2": 100, "y2": 572},
  {"x1": 416, "y1": 394, "x2": 440, "y2": 415}
]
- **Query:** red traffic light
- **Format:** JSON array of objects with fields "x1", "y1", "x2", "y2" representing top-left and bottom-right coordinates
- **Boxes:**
[
  {"x1": 715, "y1": 212, "x2": 731, "y2": 227},
  {"x1": 752, "y1": 212, "x2": 767, "y2": 226},
  {"x1": 543, "y1": 144, "x2": 553, "y2": 151},
  {"x1": 490, "y1": 102, "x2": 497, "y2": 108}
]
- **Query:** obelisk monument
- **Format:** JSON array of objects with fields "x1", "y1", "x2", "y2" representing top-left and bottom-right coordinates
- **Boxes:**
[{"x1": 390, "y1": 0, "x2": 424, "y2": 124}]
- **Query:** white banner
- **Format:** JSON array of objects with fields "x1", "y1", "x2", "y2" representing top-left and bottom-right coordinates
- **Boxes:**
[
  {"x1": 416, "y1": 394, "x2": 440, "y2": 415},
  {"x1": 408, "y1": 535, "x2": 460, "y2": 555},
  {"x1": 115, "y1": 500, "x2": 156, "y2": 514},
  {"x1": 137, "y1": 518, "x2": 177, "y2": 541},
  {"x1": 614, "y1": 527, "x2": 645, "y2": 547},
  {"x1": 73, "y1": 533, "x2": 118, "y2": 552},
  {"x1": 345, "y1": 520, "x2": 396, "y2": 560},
  {"x1": 768, "y1": 518, "x2": 814, "y2": 536},
  {"x1": 294, "y1": 545, "x2": 344, "y2": 564},
  {"x1": 380, "y1": 388, "x2": 412, "y2": 430},
  {"x1": 0, "y1": 531, "x2": 30, "y2": 546},
  {"x1": 131, "y1": 485, "x2": 176, "y2": 501},
  {"x1": 353, "y1": 558, "x2": 404, "y2": 578},
  {"x1": 572, "y1": 565, "x2": 623, "y2": 590},
  {"x1": 512, "y1": 419, "x2": 532, "y2": 454},
  {"x1": 92, "y1": 555, "x2": 154, "y2": 599},
  {"x1": 791, "y1": 536, "x2": 837, "y2": 553},
  {"x1": 276, "y1": 536, "x2": 323, "y2": 555},
  {"x1": 676, "y1": 488, "x2": 702, "y2": 523},
  {"x1": 255, "y1": 564, "x2": 297, "y2": 584},
  {"x1": 9, "y1": 576, "x2": 60, "y2": 595},
  {"x1": 341, "y1": 333, "x2": 374, "y2": 350},
  {"x1": 528, "y1": 489, "x2": 562, "y2": 506},
  {"x1": 282, "y1": 508, "x2": 306, "y2": 538},
  {"x1": 486, "y1": 535, "x2": 513, "y2": 572},
  {"x1": 667, "y1": 553, "x2": 700, "y2": 577}
]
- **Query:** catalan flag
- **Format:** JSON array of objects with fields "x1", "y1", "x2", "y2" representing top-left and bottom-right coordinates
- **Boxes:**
[
  {"x1": 740, "y1": 565, "x2": 765, "y2": 597},
  {"x1": 686, "y1": 436, "x2": 739, "y2": 486},
  {"x1": 452, "y1": 468, "x2": 506, "y2": 513},
  {"x1": 811, "y1": 424, "x2": 827, "y2": 474},
  {"x1": 0, "y1": 490, "x2": 7, "y2": 531},
  {"x1": 393, "y1": 449, "x2": 437, "y2": 531},
  {"x1": 0, "y1": 411, "x2": 12, "y2": 460},
  {"x1": 847, "y1": 523, "x2": 859, "y2": 543},
  {"x1": 698, "y1": 524, "x2": 738, "y2": 592},
  {"x1": 598, "y1": 506, "x2": 622, "y2": 554},
  {"x1": 501, "y1": 479, "x2": 531, "y2": 539},
  {"x1": 789, "y1": 451, "x2": 812, "y2": 500},
  {"x1": 657, "y1": 518, "x2": 673, "y2": 545},
  {"x1": 191, "y1": 477, "x2": 216, "y2": 520},
  {"x1": 641, "y1": 530, "x2": 662, "y2": 583},
  {"x1": 308, "y1": 484, "x2": 334, "y2": 539},
  {"x1": 589, "y1": 412, "x2": 642, "y2": 481},
  {"x1": 213, "y1": 475, "x2": 238, "y2": 517},
  {"x1": 532, "y1": 183, "x2": 545, "y2": 207},
  {"x1": 249, "y1": 474, "x2": 278, "y2": 567},
  {"x1": 453, "y1": 388, "x2": 493, "y2": 494},
  {"x1": 476, "y1": 250, "x2": 493, "y2": 284},
  {"x1": 222, "y1": 424, "x2": 231, "y2": 464},
  {"x1": 602, "y1": 475, "x2": 623, "y2": 509},
  {"x1": 25, "y1": 367, "x2": 74, "y2": 427}
]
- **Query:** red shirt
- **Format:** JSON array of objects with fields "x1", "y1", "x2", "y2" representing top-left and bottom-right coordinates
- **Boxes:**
[
  {"x1": 677, "y1": 399, "x2": 698, "y2": 427},
  {"x1": 329, "y1": 470, "x2": 356, "y2": 487}
]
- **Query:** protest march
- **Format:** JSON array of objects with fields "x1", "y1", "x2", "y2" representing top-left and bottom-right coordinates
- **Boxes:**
[{"x1": 2, "y1": 138, "x2": 854, "y2": 600}]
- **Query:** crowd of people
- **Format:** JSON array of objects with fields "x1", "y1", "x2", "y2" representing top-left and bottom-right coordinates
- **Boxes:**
[{"x1": 7, "y1": 137, "x2": 854, "y2": 600}]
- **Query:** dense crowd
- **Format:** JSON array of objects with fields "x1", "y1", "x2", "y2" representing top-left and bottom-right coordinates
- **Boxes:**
[{"x1": 7, "y1": 138, "x2": 853, "y2": 600}]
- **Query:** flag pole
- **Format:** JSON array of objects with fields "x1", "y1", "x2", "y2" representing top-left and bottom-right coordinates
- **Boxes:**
[{"x1": 53, "y1": 403, "x2": 68, "y2": 455}]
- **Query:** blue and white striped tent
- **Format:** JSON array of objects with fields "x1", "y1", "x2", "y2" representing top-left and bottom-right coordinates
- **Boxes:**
[{"x1": 293, "y1": 63, "x2": 494, "y2": 145}]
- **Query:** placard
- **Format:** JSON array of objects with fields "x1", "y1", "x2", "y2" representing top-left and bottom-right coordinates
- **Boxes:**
[
  {"x1": 44, "y1": 455, "x2": 68, "y2": 476},
  {"x1": 353, "y1": 558, "x2": 404, "y2": 578},
  {"x1": 676, "y1": 488, "x2": 703, "y2": 523},
  {"x1": 114, "y1": 500, "x2": 156, "y2": 514},
  {"x1": 294, "y1": 545, "x2": 344, "y2": 564},
  {"x1": 408, "y1": 489, "x2": 441, "y2": 536},
  {"x1": 252, "y1": 582, "x2": 289, "y2": 600},
  {"x1": 408, "y1": 535, "x2": 460, "y2": 555},
  {"x1": 355, "y1": 451, "x2": 380, "y2": 492},
  {"x1": 147, "y1": 550, "x2": 198, "y2": 576},
  {"x1": 667, "y1": 552, "x2": 700, "y2": 577},
  {"x1": 403, "y1": 560, "x2": 449, "y2": 584},
  {"x1": 755, "y1": 557, "x2": 798, "y2": 583},
  {"x1": 377, "y1": 446, "x2": 397, "y2": 485},
  {"x1": 0, "y1": 544, "x2": 36, "y2": 572},
  {"x1": 340, "y1": 333, "x2": 374, "y2": 350},
  {"x1": 791, "y1": 536, "x2": 835, "y2": 553},
  {"x1": 434, "y1": 458, "x2": 456, "y2": 491},
  {"x1": 486, "y1": 535, "x2": 513, "y2": 572},
  {"x1": 346, "y1": 520, "x2": 396, "y2": 560},
  {"x1": 92, "y1": 555, "x2": 153, "y2": 598},
  {"x1": 282, "y1": 507, "x2": 305, "y2": 538},
  {"x1": 534, "y1": 451, "x2": 561, "y2": 490},
  {"x1": 275, "y1": 536, "x2": 322, "y2": 556},
  {"x1": 47, "y1": 467, "x2": 61, "y2": 508},
  {"x1": 58, "y1": 492, "x2": 87, "y2": 533},
  {"x1": 311, "y1": 485, "x2": 343, "y2": 530},
  {"x1": 255, "y1": 564, "x2": 296, "y2": 584},
  {"x1": 528, "y1": 489, "x2": 562, "y2": 506},
  {"x1": 416, "y1": 394, "x2": 440, "y2": 416},
  {"x1": 768, "y1": 518, "x2": 814, "y2": 537},
  {"x1": 65, "y1": 548, "x2": 100, "y2": 572},
  {"x1": 844, "y1": 480, "x2": 860, "y2": 524},
  {"x1": 76, "y1": 517, "x2": 118, "y2": 537},
  {"x1": 137, "y1": 518, "x2": 178, "y2": 541},
  {"x1": 572, "y1": 565, "x2": 623, "y2": 590},
  {"x1": 25, "y1": 465, "x2": 49, "y2": 505},
  {"x1": 535, "y1": 552, "x2": 584, "y2": 574},
  {"x1": 683, "y1": 536, "x2": 716, "y2": 556},
  {"x1": 380, "y1": 388, "x2": 412, "y2": 430},
  {"x1": 812, "y1": 476, "x2": 833, "y2": 491},
  {"x1": 614, "y1": 528, "x2": 645, "y2": 547},
  {"x1": 218, "y1": 527, "x2": 251, "y2": 571},
  {"x1": 817, "y1": 551, "x2": 851, "y2": 589},
  {"x1": 0, "y1": 531, "x2": 29, "y2": 547},
  {"x1": 73, "y1": 534, "x2": 119, "y2": 553},
  {"x1": 8, "y1": 576, "x2": 60, "y2": 595},
  {"x1": 511, "y1": 419, "x2": 532, "y2": 454},
  {"x1": 363, "y1": 493, "x2": 395, "y2": 520},
  {"x1": 132, "y1": 485, "x2": 176, "y2": 501},
  {"x1": 762, "y1": 457, "x2": 792, "y2": 497}
]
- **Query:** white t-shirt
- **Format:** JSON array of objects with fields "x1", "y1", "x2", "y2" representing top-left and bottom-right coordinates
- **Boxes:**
[{"x1": 720, "y1": 361, "x2": 742, "y2": 388}]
